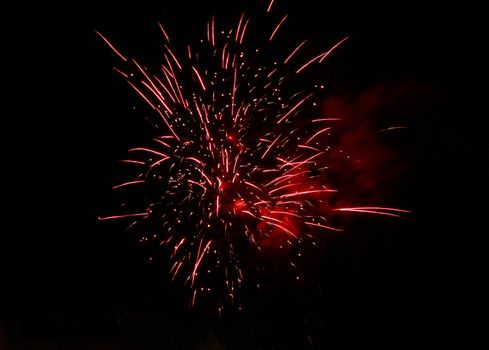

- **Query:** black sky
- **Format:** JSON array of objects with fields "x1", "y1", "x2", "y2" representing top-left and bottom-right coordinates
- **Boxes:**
[{"x1": 2, "y1": 0, "x2": 486, "y2": 349}]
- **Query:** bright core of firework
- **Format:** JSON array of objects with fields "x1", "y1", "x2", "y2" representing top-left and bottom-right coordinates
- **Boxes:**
[{"x1": 98, "y1": 1, "x2": 408, "y2": 307}]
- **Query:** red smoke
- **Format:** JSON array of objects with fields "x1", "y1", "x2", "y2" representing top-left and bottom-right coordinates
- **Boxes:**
[{"x1": 321, "y1": 80, "x2": 435, "y2": 206}]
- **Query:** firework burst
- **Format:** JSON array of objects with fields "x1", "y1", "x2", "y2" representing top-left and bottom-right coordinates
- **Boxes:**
[{"x1": 98, "y1": 0, "x2": 409, "y2": 308}]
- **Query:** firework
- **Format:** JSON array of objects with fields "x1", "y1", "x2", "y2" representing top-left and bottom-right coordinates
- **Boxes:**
[{"x1": 97, "y1": 0, "x2": 409, "y2": 308}]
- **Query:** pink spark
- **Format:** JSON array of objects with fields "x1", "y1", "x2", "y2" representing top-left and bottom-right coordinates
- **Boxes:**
[
  {"x1": 164, "y1": 44, "x2": 183, "y2": 70},
  {"x1": 191, "y1": 240, "x2": 212, "y2": 286},
  {"x1": 186, "y1": 157, "x2": 204, "y2": 166},
  {"x1": 187, "y1": 179, "x2": 207, "y2": 191},
  {"x1": 282, "y1": 151, "x2": 325, "y2": 175},
  {"x1": 318, "y1": 36, "x2": 350, "y2": 63},
  {"x1": 305, "y1": 222, "x2": 343, "y2": 232},
  {"x1": 119, "y1": 160, "x2": 145, "y2": 165},
  {"x1": 298, "y1": 144, "x2": 321, "y2": 152},
  {"x1": 127, "y1": 81, "x2": 156, "y2": 110},
  {"x1": 277, "y1": 93, "x2": 313, "y2": 123},
  {"x1": 128, "y1": 147, "x2": 169, "y2": 159},
  {"x1": 270, "y1": 210, "x2": 302, "y2": 218},
  {"x1": 158, "y1": 22, "x2": 171, "y2": 42},
  {"x1": 95, "y1": 31, "x2": 127, "y2": 62},
  {"x1": 261, "y1": 218, "x2": 298, "y2": 239},
  {"x1": 235, "y1": 13, "x2": 245, "y2": 42},
  {"x1": 261, "y1": 134, "x2": 281, "y2": 159},
  {"x1": 192, "y1": 66, "x2": 207, "y2": 91},
  {"x1": 211, "y1": 16, "x2": 216, "y2": 46},
  {"x1": 269, "y1": 15, "x2": 288, "y2": 42},
  {"x1": 244, "y1": 181, "x2": 263, "y2": 192},
  {"x1": 335, "y1": 207, "x2": 411, "y2": 217},
  {"x1": 112, "y1": 66, "x2": 128, "y2": 78},
  {"x1": 269, "y1": 183, "x2": 298, "y2": 194},
  {"x1": 239, "y1": 18, "x2": 250, "y2": 44},
  {"x1": 304, "y1": 127, "x2": 331, "y2": 145},
  {"x1": 284, "y1": 40, "x2": 308, "y2": 64},
  {"x1": 311, "y1": 118, "x2": 342, "y2": 122},
  {"x1": 278, "y1": 189, "x2": 337, "y2": 199},
  {"x1": 112, "y1": 180, "x2": 145, "y2": 189},
  {"x1": 98, "y1": 212, "x2": 147, "y2": 221},
  {"x1": 267, "y1": 0, "x2": 276, "y2": 12}
]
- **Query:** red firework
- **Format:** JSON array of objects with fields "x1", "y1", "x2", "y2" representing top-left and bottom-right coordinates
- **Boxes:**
[{"x1": 97, "y1": 0, "x2": 409, "y2": 308}]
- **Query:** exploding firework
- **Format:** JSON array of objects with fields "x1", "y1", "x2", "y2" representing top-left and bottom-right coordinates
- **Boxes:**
[{"x1": 98, "y1": 0, "x2": 409, "y2": 308}]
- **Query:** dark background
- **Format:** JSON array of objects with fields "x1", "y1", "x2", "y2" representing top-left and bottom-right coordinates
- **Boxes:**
[{"x1": 2, "y1": 0, "x2": 486, "y2": 349}]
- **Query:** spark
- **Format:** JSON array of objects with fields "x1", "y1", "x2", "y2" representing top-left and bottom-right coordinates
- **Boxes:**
[
  {"x1": 296, "y1": 36, "x2": 349, "y2": 74},
  {"x1": 334, "y1": 207, "x2": 411, "y2": 217},
  {"x1": 94, "y1": 31, "x2": 127, "y2": 62},
  {"x1": 284, "y1": 40, "x2": 308, "y2": 64},
  {"x1": 269, "y1": 15, "x2": 288, "y2": 42},
  {"x1": 112, "y1": 180, "x2": 145, "y2": 189},
  {"x1": 98, "y1": 212, "x2": 148, "y2": 221}
]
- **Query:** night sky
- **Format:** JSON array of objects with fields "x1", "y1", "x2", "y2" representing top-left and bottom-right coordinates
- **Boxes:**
[{"x1": 2, "y1": 0, "x2": 486, "y2": 349}]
